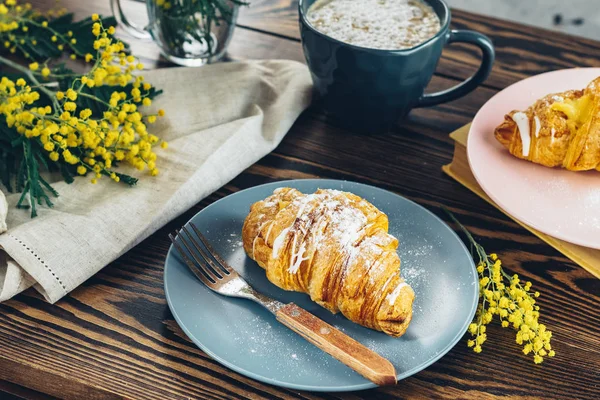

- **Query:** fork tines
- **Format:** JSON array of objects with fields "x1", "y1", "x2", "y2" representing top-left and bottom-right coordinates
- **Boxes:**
[{"x1": 169, "y1": 223, "x2": 234, "y2": 286}]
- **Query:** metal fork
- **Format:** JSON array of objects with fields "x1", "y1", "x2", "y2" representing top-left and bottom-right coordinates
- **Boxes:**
[{"x1": 169, "y1": 222, "x2": 397, "y2": 386}]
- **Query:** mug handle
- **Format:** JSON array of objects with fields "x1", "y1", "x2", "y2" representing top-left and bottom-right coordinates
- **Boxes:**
[
  {"x1": 416, "y1": 30, "x2": 495, "y2": 107},
  {"x1": 110, "y1": 0, "x2": 153, "y2": 40}
]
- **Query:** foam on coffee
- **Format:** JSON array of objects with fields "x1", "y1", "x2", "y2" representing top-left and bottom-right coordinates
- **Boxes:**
[{"x1": 307, "y1": 0, "x2": 441, "y2": 50}]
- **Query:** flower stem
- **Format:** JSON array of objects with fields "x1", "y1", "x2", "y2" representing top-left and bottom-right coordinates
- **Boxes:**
[
  {"x1": 77, "y1": 91, "x2": 111, "y2": 107},
  {"x1": 443, "y1": 207, "x2": 488, "y2": 262},
  {"x1": 0, "y1": 55, "x2": 61, "y2": 111},
  {"x1": 443, "y1": 207, "x2": 476, "y2": 243},
  {"x1": 16, "y1": 17, "x2": 85, "y2": 56}
]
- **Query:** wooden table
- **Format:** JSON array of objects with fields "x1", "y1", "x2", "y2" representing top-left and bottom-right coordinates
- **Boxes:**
[{"x1": 1, "y1": 1, "x2": 599, "y2": 399}]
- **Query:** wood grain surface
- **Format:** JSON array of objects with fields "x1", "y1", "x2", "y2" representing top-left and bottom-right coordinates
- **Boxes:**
[{"x1": 1, "y1": 0, "x2": 599, "y2": 399}]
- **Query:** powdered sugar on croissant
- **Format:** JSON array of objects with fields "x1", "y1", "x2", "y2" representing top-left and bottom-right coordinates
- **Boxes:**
[{"x1": 242, "y1": 187, "x2": 414, "y2": 337}]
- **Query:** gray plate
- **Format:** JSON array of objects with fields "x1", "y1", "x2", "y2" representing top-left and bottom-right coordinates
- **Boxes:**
[{"x1": 164, "y1": 180, "x2": 478, "y2": 392}]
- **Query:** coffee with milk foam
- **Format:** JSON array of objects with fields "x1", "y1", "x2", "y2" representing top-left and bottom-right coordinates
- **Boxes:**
[{"x1": 307, "y1": 0, "x2": 441, "y2": 50}]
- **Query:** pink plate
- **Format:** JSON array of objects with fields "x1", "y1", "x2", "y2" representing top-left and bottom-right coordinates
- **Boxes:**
[{"x1": 468, "y1": 68, "x2": 600, "y2": 250}]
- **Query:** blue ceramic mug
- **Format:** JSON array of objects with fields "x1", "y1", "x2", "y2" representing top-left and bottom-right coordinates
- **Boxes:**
[{"x1": 298, "y1": 0, "x2": 495, "y2": 132}]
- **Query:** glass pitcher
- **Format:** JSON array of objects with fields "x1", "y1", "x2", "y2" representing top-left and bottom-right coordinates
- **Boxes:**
[{"x1": 111, "y1": 0, "x2": 242, "y2": 66}]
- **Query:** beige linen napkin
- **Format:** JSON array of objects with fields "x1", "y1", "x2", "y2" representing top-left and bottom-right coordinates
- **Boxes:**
[{"x1": 0, "y1": 60, "x2": 312, "y2": 303}]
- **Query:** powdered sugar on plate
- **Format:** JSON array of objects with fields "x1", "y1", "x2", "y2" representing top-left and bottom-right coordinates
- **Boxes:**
[{"x1": 166, "y1": 180, "x2": 479, "y2": 391}]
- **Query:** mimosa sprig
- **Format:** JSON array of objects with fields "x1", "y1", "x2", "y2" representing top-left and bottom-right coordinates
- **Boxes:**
[
  {"x1": 0, "y1": 10, "x2": 166, "y2": 217},
  {"x1": 0, "y1": 0, "x2": 126, "y2": 62},
  {"x1": 444, "y1": 209, "x2": 555, "y2": 364}
]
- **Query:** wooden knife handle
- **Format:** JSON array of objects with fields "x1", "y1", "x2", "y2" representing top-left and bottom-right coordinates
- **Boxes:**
[{"x1": 276, "y1": 303, "x2": 397, "y2": 386}]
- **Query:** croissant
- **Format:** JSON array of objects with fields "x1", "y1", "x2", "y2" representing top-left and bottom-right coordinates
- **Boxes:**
[
  {"x1": 242, "y1": 187, "x2": 414, "y2": 337},
  {"x1": 495, "y1": 76, "x2": 600, "y2": 171}
]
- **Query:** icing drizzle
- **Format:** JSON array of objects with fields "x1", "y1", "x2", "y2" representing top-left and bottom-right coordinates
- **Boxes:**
[
  {"x1": 267, "y1": 190, "x2": 368, "y2": 274},
  {"x1": 272, "y1": 227, "x2": 290, "y2": 259},
  {"x1": 512, "y1": 112, "x2": 531, "y2": 157},
  {"x1": 386, "y1": 281, "x2": 408, "y2": 305}
]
